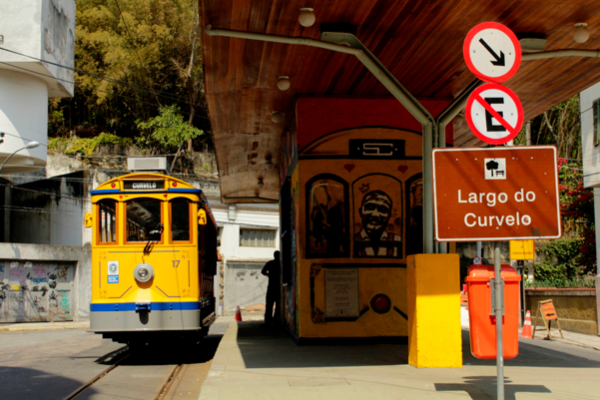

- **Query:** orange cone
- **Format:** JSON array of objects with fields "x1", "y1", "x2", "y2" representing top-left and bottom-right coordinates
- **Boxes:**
[
  {"x1": 521, "y1": 310, "x2": 533, "y2": 339},
  {"x1": 235, "y1": 305, "x2": 243, "y2": 322}
]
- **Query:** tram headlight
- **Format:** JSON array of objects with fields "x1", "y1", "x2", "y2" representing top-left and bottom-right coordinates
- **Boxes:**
[{"x1": 134, "y1": 263, "x2": 154, "y2": 283}]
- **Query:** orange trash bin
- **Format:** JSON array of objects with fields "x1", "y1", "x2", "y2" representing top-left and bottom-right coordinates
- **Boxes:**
[{"x1": 466, "y1": 264, "x2": 521, "y2": 359}]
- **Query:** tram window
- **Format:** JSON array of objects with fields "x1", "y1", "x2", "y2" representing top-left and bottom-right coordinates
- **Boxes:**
[
  {"x1": 98, "y1": 199, "x2": 117, "y2": 243},
  {"x1": 125, "y1": 198, "x2": 162, "y2": 243},
  {"x1": 170, "y1": 198, "x2": 190, "y2": 242}
]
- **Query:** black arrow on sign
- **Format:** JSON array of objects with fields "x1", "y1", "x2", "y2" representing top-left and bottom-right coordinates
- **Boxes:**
[{"x1": 479, "y1": 38, "x2": 505, "y2": 66}]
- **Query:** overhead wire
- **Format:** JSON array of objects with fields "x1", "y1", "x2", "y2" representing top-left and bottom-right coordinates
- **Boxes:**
[
  {"x1": 0, "y1": 62, "x2": 210, "y2": 123},
  {"x1": 0, "y1": 48, "x2": 208, "y2": 109}
]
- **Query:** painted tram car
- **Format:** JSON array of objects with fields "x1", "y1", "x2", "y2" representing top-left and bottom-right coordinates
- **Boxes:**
[{"x1": 86, "y1": 172, "x2": 217, "y2": 345}]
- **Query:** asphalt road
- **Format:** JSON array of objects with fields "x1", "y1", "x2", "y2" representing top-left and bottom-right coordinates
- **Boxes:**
[{"x1": 0, "y1": 321, "x2": 229, "y2": 400}]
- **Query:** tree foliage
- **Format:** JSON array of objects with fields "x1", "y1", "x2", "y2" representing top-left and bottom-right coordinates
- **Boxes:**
[
  {"x1": 514, "y1": 95, "x2": 581, "y2": 160},
  {"x1": 136, "y1": 104, "x2": 203, "y2": 151},
  {"x1": 519, "y1": 95, "x2": 597, "y2": 281},
  {"x1": 49, "y1": 0, "x2": 210, "y2": 151}
]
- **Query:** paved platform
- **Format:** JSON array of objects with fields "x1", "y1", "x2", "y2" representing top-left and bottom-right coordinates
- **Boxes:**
[{"x1": 198, "y1": 321, "x2": 600, "y2": 400}]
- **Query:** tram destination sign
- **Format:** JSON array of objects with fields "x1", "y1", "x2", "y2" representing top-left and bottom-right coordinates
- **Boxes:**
[
  {"x1": 432, "y1": 146, "x2": 561, "y2": 242},
  {"x1": 123, "y1": 180, "x2": 165, "y2": 190}
]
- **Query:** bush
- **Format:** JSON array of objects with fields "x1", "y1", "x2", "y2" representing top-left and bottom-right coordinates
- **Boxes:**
[
  {"x1": 526, "y1": 277, "x2": 595, "y2": 288},
  {"x1": 48, "y1": 133, "x2": 133, "y2": 155},
  {"x1": 534, "y1": 237, "x2": 581, "y2": 280}
]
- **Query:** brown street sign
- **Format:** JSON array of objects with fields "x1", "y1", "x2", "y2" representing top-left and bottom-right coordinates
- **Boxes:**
[{"x1": 433, "y1": 146, "x2": 561, "y2": 242}]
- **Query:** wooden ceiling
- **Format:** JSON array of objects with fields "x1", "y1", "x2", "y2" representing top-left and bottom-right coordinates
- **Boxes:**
[{"x1": 200, "y1": 0, "x2": 600, "y2": 203}]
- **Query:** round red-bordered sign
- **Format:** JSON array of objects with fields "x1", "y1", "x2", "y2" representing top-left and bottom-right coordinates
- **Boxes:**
[
  {"x1": 463, "y1": 22, "x2": 521, "y2": 83},
  {"x1": 465, "y1": 83, "x2": 523, "y2": 145}
]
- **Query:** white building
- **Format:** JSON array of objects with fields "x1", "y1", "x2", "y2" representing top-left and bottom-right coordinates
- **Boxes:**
[
  {"x1": 0, "y1": 0, "x2": 75, "y2": 173},
  {"x1": 579, "y1": 84, "x2": 600, "y2": 337},
  {"x1": 208, "y1": 198, "x2": 280, "y2": 316}
]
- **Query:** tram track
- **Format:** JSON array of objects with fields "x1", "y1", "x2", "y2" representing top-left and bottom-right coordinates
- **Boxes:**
[
  {"x1": 62, "y1": 346, "x2": 130, "y2": 400},
  {"x1": 61, "y1": 346, "x2": 185, "y2": 400}
]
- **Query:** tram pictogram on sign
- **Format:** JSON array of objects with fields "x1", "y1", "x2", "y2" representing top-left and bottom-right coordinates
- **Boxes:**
[
  {"x1": 465, "y1": 83, "x2": 524, "y2": 145},
  {"x1": 463, "y1": 22, "x2": 522, "y2": 83}
]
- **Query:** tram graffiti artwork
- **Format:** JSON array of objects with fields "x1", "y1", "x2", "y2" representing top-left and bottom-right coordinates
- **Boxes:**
[{"x1": 353, "y1": 177, "x2": 403, "y2": 259}]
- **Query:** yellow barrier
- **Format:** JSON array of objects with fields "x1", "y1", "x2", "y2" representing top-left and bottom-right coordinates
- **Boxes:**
[{"x1": 407, "y1": 254, "x2": 462, "y2": 368}]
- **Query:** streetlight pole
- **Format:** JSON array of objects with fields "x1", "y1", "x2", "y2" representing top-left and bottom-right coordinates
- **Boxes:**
[{"x1": 0, "y1": 141, "x2": 40, "y2": 173}]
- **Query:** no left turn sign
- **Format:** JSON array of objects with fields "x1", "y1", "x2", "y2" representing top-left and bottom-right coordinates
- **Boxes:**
[
  {"x1": 463, "y1": 22, "x2": 521, "y2": 83},
  {"x1": 465, "y1": 83, "x2": 524, "y2": 145}
]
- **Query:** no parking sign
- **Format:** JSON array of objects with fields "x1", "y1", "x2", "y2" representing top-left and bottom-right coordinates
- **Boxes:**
[
  {"x1": 465, "y1": 83, "x2": 523, "y2": 145},
  {"x1": 463, "y1": 22, "x2": 523, "y2": 145}
]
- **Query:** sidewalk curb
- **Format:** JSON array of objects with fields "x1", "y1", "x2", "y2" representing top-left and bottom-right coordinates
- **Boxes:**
[{"x1": 0, "y1": 323, "x2": 90, "y2": 333}]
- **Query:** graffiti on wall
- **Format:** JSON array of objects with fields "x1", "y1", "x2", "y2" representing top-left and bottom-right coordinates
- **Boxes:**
[{"x1": 0, "y1": 261, "x2": 74, "y2": 323}]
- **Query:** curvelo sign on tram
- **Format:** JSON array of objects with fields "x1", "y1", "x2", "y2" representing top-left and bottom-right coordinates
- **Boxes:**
[{"x1": 432, "y1": 146, "x2": 561, "y2": 242}]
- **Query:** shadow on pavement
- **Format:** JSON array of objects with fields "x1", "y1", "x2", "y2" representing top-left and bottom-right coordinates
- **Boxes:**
[
  {"x1": 120, "y1": 333, "x2": 223, "y2": 366},
  {"x1": 435, "y1": 376, "x2": 551, "y2": 400},
  {"x1": 0, "y1": 366, "x2": 96, "y2": 400},
  {"x1": 237, "y1": 321, "x2": 408, "y2": 368},
  {"x1": 236, "y1": 321, "x2": 600, "y2": 369},
  {"x1": 461, "y1": 330, "x2": 600, "y2": 368}
]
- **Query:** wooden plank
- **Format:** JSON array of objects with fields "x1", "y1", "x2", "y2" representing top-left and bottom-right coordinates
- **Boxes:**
[{"x1": 200, "y1": 0, "x2": 600, "y2": 200}]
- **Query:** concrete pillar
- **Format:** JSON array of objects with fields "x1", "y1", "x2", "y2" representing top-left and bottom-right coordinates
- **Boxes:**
[
  {"x1": 596, "y1": 275, "x2": 600, "y2": 336},
  {"x1": 594, "y1": 188, "x2": 600, "y2": 336},
  {"x1": 4, "y1": 184, "x2": 10, "y2": 242},
  {"x1": 408, "y1": 253, "x2": 462, "y2": 368}
]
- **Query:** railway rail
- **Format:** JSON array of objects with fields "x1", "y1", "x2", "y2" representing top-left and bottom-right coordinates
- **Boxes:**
[{"x1": 62, "y1": 346, "x2": 185, "y2": 400}]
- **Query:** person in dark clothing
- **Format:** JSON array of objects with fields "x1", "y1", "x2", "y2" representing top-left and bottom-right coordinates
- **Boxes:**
[{"x1": 261, "y1": 251, "x2": 281, "y2": 325}]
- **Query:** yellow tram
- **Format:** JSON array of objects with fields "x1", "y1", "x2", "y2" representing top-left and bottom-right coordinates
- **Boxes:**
[{"x1": 86, "y1": 173, "x2": 217, "y2": 345}]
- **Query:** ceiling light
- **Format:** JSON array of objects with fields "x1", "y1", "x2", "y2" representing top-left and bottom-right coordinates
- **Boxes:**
[
  {"x1": 573, "y1": 23, "x2": 590, "y2": 43},
  {"x1": 277, "y1": 76, "x2": 291, "y2": 91},
  {"x1": 299, "y1": 8, "x2": 315, "y2": 28},
  {"x1": 265, "y1": 158, "x2": 273, "y2": 170},
  {"x1": 271, "y1": 111, "x2": 283, "y2": 124},
  {"x1": 257, "y1": 178, "x2": 264, "y2": 189}
]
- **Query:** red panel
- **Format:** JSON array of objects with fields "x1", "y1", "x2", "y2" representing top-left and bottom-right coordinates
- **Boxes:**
[{"x1": 296, "y1": 97, "x2": 453, "y2": 152}]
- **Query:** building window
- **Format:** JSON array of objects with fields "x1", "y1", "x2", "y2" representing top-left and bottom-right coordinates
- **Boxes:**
[
  {"x1": 240, "y1": 228, "x2": 276, "y2": 247},
  {"x1": 594, "y1": 98, "x2": 600, "y2": 147}
]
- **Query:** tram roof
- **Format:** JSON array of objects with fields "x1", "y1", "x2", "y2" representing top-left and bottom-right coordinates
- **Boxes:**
[
  {"x1": 200, "y1": 0, "x2": 600, "y2": 203},
  {"x1": 92, "y1": 173, "x2": 203, "y2": 197}
]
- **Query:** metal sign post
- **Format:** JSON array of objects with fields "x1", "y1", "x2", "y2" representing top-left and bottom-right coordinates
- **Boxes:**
[
  {"x1": 434, "y1": 146, "x2": 562, "y2": 400},
  {"x1": 494, "y1": 245, "x2": 504, "y2": 400},
  {"x1": 461, "y1": 22, "x2": 526, "y2": 400}
]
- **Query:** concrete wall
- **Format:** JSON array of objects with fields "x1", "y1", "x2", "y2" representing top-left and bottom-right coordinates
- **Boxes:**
[
  {"x1": 223, "y1": 262, "x2": 269, "y2": 315},
  {"x1": 41, "y1": 0, "x2": 76, "y2": 95},
  {"x1": 10, "y1": 172, "x2": 85, "y2": 246},
  {"x1": 0, "y1": 243, "x2": 91, "y2": 321},
  {"x1": 526, "y1": 288, "x2": 598, "y2": 335},
  {"x1": 0, "y1": 70, "x2": 48, "y2": 173},
  {"x1": 0, "y1": 0, "x2": 75, "y2": 97}
]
